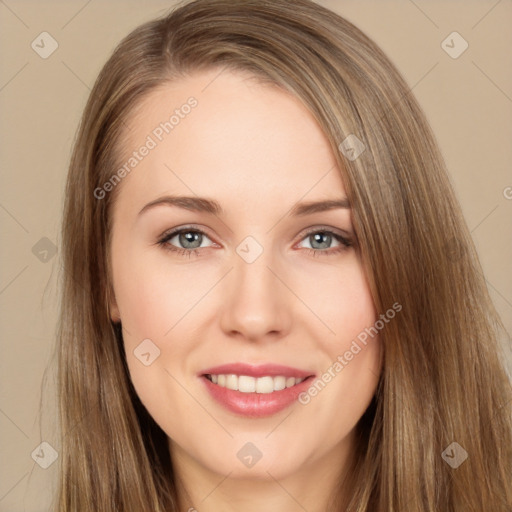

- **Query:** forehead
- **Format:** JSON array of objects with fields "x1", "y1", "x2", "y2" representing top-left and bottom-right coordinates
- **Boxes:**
[{"x1": 112, "y1": 68, "x2": 346, "y2": 217}]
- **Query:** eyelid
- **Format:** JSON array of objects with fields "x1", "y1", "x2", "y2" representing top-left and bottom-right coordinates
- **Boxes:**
[
  {"x1": 157, "y1": 224, "x2": 354, "y2": 256},
  {"x1": 294, "y1": 225, "x2": 353, "y2": 244},
  {"x1": 158, "y1": 224, "x2": 351, "y2": 243},
  {"x1": 158, "y1": 224, "x2": 217, "y2": 243}
]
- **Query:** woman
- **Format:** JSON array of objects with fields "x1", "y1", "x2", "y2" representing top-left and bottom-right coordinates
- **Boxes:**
[{"x1": 55, "y1": 0, "x2": 512, "y2": 510}]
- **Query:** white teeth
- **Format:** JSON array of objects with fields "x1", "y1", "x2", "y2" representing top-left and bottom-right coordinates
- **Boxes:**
[
  {"x1": 207, "y1": 374, "x2": 307, "y2": 393},
  {"x1": 256, "y1": 376, "x2": 274, "y2": 394},
  {"x1": 238, "y1": 375, "x2": 256, "y2": 392},
  {"x1": 273, "y1": 376, "x2": 286, "y2": 391},
  {"x1": 226, "y1": 374, "x2": 238, "y2": 391}
]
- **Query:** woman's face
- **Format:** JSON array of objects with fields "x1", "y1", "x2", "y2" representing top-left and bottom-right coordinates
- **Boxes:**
[{"x1": 108, "y1": 68, "x2": 382, "y2": 482}]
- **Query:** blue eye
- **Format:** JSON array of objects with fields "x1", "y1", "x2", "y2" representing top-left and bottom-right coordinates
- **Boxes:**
[
  {"x1": 157, "y1": 227, "x2": 213, "y2": 258},
  {"x1": 295, "y1": 228, "x2": 352, "y2": 257},
  {"x1": 157, "y1": 226, "x2": 353, "y2": 258}
]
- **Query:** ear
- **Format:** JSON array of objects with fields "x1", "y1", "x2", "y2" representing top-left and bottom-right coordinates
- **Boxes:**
[
  {"x1": 109, "y1": 297, "x2": 121, "y2": 323},
  {"x1": 107, "y1": 285, "x2": 121, "y2": 323}
]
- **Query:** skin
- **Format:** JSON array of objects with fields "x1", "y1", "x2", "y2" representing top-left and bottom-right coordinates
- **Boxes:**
[{"x1": 108, "y1": 68, "x2": 382, "y2": 512}]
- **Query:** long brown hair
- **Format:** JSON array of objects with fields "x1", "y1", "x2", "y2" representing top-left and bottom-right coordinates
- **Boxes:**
[{"x1": 53, "y1": 0, "x2": 512, "y2": 510}]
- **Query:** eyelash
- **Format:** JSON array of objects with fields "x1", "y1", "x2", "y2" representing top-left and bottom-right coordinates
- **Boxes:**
[{"x1": 156, "y1": 225, "x2": 353, "y2": 258}]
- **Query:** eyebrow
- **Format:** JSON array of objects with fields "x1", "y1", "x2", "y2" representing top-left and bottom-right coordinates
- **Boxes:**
[
  {"x1": 290, "y1": 198, "x2": 350, "y2": 215},
  {"x1": 138, "y1": 195, "x2": 222, "y2": 216},
  {"x1": 138, "y1": 195, "x2": 351, "y2": 217}
]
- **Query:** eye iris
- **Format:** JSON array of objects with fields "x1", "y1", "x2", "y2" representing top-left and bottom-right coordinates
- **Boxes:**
[
  {"x1": 180, "y1": 231, "x2": 202, "y2": 249},
  {"x1": 311, "y1": 232, "x2": 331, "y2": 249}
]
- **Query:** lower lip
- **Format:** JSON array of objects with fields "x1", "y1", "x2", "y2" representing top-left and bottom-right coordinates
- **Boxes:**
[{"x1": 201, "y1": 375, "x2": 314, "y2": 417}]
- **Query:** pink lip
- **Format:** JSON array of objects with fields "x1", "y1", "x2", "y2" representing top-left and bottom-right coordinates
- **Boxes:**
[
  {"x1": 199, "y1": 363, "x2": 316, "y2": 417},
  {"x1": 200, "y1": 363, "x2": 313, "y2": 379}
]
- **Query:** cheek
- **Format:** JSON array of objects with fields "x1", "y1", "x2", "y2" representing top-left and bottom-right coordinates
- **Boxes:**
[
  {"x1": 111, "y1": 246, "x2": 215, "y2": 340},
  {"x1": 303, "y1": 255, "x2": 377, "y2": 345},
  {"x1": 298, "y1": 257, "x2": 381, "y2": 417},
  {"x1": 111, "y1": 248, "x2": 213, "y2": 414}
]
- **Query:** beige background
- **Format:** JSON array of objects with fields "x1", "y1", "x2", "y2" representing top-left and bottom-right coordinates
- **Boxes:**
[{"x1": 1, "y1": 1, "x2": 511, "y2": 510}]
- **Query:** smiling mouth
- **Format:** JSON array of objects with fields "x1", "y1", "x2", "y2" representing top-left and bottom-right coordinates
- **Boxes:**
[{"x1": 204, "y1": 374, "x2": 311, "y2": 393}]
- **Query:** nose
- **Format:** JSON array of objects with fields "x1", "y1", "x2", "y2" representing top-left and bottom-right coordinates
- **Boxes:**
[{"x1": 219, "y1": 247, "x2": 293, "y2": 343}]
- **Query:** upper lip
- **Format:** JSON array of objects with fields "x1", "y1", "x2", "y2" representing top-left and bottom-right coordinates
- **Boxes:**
[{"x1": 200, "y1": 363, "x2": 315, "y2": 379}]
